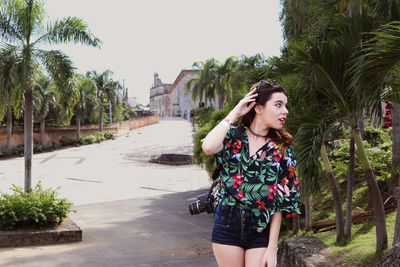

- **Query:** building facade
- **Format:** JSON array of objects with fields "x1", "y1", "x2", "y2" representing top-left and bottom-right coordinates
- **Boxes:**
[
  {"x1": 149, "y1": 70, "x2": 202, "y2": 118},
  {"x1": 169, "y1": 70, "x2": 199, "y2": 118},
  {"x1": 149, "y1": 73, "x2": 172, "y2": 116}
]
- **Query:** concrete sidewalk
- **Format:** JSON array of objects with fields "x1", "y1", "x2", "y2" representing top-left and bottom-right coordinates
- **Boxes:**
[{"x1": 0, "y1": 119, "x2": 217, "y2": 267}]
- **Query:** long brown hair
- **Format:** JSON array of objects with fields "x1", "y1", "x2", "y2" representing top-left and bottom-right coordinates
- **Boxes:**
[{"x1": 238, "y1": 81, "x2": 293, "y2": 146}]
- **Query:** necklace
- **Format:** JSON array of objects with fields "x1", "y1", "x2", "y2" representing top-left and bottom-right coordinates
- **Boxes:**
[{"x1": 248, "y1": 127, "x2": 268, "y2": 138}]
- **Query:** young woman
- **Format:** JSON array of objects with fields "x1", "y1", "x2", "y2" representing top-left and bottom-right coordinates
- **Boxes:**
[{"x1": 202, "y1": 81, "x2": 301, "y2": 267}]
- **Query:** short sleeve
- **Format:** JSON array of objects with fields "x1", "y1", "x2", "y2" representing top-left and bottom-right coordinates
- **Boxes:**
[
  {"x1": 275, "y1": 145, "x2": 301, "y2": 217},
  {"x1": 214, "y1": 127, "x2": 236, "y2": 166}
]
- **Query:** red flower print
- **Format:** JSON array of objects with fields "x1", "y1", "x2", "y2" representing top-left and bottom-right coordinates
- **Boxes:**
[
  {"x1": 236, "y1": 190, "x2": 244, "y2": 200},
  {"x1": 286, "y1": 213, "x2": 298, "y2": 218},
  {"x1": 268, "y1": 184, "x2": 277, "y2": 196},
  {"x1": 224, "y1": 140, "x2": 232, "y2": 148},
  {"x1": 268, "y1": 193, "x2": 274, "y2": 200},
  {"x1": 232, "y1": 149, "x2": 239, "y2": 154},
  {"x1": 232, "y1": 139, "x2": 242, "y2": 149},
  {"x1": 233, "y1": 173, "x2": 243, "y2": 185},
  {"x1": 273, "y1": 150, "x2": 283, "y2": 158}
]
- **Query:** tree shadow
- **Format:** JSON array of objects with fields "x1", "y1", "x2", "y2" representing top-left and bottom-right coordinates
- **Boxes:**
[{"x1": 0, "y1": 189, "x2": 217, "y2": 267}]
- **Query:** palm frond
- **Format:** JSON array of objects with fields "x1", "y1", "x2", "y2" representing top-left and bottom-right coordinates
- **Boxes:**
[
  {"x1": 34, "y1": 16, "x2": 101, "y2": 47},
  {"x1": 0, "y1": 0, "x2": 25, "y2": 42},
  {"x1": 36, "y1": 49, "x2": 77, "y2": 117},
  {"x1": 349, "y1": 21, "x2": 400, "y2": 102}
]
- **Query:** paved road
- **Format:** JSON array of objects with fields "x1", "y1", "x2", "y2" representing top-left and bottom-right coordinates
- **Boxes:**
[{"x1": 0, "y1": 119, "x2": 217, "y2": 267}]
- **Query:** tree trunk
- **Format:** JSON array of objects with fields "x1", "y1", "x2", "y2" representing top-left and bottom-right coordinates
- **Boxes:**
[
  {"x1": 76, "y1": 105, "x2": 81, "y2": 138},
  {"x1": 108, "y1": 99, "x2": 112, "y2": 124},
  {"x1": 345, "y1": 133, "x2": 355, "y2": 239},
  {"x1": 293, "y1": 215, "x2": 299, "y2": 234},
  {"x1": 393, "y1": 187, "x2": 400, "y2": 245},
  {"x1": 354, "y1": 128, "x2": 388, "y2": 253},
  {"x1": 305, "y1": 192, "x2": 312, "y2": 231},
  {"x1": 218, "y1": 93, "x2": 225, "y2": 110},
  {"x1": 40, "y1": 118, "x2": 45, "y2": 146},
  {"x1": 24, "y1": 88, "x2": 34, "y2": 192},
  {"x1": 99, "y1": 105, "x2": 104, "y2": 132},
  {"x1": 321, "y1": 143, "x2": 344, "y2": 243},
  {"x1": 389, "y1": 102, "x2": 400, "y2": 194},
  {"x1": 358, "y1": 117, "x2": 365, "y2": 140},
  {"x1": 6, "y1": 112, "x2": 12, "y2": 151}
]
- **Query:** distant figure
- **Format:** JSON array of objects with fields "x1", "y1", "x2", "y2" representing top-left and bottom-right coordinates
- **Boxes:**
[{"x1": 202, "y1": 81, "x2": 301, "y2": 267}]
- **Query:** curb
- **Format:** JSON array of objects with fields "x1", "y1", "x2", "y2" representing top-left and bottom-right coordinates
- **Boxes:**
[{"x1": 0, "y1": 218, "x2": 82, "y2": 248}]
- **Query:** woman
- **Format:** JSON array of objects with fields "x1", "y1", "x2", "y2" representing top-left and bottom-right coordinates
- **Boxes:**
[{"x1": 202, "y1": 81, "x2": 301, "y2": 267}]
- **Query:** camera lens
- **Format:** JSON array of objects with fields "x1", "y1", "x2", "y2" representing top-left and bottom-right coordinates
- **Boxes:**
[{"x1": 188, "y1": 194, "x2": 209, "y2": 215}]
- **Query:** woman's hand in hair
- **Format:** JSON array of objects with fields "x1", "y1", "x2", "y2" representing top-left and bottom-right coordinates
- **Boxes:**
[{"x1": 229, "y1": 87, "x2": 258, "y2": 120}]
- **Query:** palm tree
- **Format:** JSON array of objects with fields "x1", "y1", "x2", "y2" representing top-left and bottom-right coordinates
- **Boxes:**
[
  {"x1": 278, "y1": 6, "x2": 389, "y2": 250},
  {"x1": 215, "y1": 56, "x2": 238, "y2": 109},
  {"x1": 0, "y1": 46, "x2": 21, "y2": 151},
  {"x1": 0, "y1": 0, "x2": 100, "y2": 192},
  {"x1": 279, "y1": 0, "x2": 316, "y2": 41},
  {"x1": 186, "y1": 59, "x2": 220, "y2": 107},
  {"x1": 75, "y1": 74, "x2": 96, "y2": 138},
  {"x1": 87, "y1": 70, "x2": 120, "y2": 131},
  {"x1": 349, "y1": 21, "x2": 400, "y2": 246},
  {"x1": 33, "y1": 74, "x2": 57, "y2": 146}
]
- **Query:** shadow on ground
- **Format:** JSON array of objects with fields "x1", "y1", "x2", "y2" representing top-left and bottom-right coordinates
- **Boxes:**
[{"x1": 0, "y1": 189, "x2": 218, "y2": 267}]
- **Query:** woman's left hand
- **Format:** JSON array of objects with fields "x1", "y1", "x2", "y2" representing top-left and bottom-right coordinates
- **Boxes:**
[{"x1": 261, "y1": 247, "x2": 277, "y2": 267}]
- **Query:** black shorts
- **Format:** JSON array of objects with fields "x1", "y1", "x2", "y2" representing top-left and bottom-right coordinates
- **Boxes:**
[{"x1": 211, "y1": 203, "x2": 270, "y2": 250}]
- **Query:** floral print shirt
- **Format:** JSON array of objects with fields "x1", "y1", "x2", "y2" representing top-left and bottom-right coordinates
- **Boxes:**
[{"x1": 215, "y1": 126, "x2": 301, "y2": 231}]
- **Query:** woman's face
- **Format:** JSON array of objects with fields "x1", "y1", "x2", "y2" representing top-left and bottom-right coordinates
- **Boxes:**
[{"x1": 256, "y1": 92, "x2": 288, "y2": 130}]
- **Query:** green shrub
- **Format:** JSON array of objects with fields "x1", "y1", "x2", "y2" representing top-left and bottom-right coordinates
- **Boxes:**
[
  {"x1": 0, "y1": 182, "x2": 73, "y2": 230},
  {"x1": 95, "y1": 131, "x2": 113, "y2": 142},
  {"x1": 59, "y1": 136, "x2": 75, "y2": 146},
  {"x1": 0, "y1": 147, "x2": 10, "y2": 157},
  {"x1": 364, "y1": 126, "x2": 390, "y2": 147},
  {"x1": 33, "y1": 144, "x2": 53, "y2": 153},
  {"x1": 11, "y1": 145, "x2": 24, "y2": 155},
  {"x1": 82, "y1": 135, "x2": 96, "y2": 144},
  {"x1": 102, "y1": 130, "x2": 114, "y2": 140},
  {"x1": 192, "y1": 107, "x2": 215, "y2": 127}
]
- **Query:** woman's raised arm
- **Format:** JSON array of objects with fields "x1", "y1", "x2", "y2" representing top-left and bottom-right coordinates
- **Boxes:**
[{"x1": 202, "y1": 87, "x2": 258, "y2": 155}]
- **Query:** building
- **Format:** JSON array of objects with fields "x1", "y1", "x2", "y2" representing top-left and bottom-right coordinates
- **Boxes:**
[
  {"x1": 149, "y1": 73, "x2": 172, "y2": 116},
  {"x1": 149, "y1": 70, "x2": 204, "y2": 118},
  {"x1": 169, "y1": 70, "x2": 199, "y2": 118}
]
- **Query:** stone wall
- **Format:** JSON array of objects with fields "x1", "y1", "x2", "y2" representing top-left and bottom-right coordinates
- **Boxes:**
[
  {"x1": 376, "y1": 243, "x2": 400, "y2": 267},
  {"x1": 277, "y1": 236, "x2": 334, "y2": 267},
  {"x1": 0, "y1": 115, "x2": 159, "y2": 148}
]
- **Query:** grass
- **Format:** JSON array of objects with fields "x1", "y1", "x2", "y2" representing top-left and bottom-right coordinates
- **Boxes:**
[{"x1": 312, "y1": 212, "x2": 396, "y2": 266}]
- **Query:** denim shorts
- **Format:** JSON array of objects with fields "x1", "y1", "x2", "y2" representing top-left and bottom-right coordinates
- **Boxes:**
[{"x1": 211, "y1": 203, "x2": 270, "y2": 250}]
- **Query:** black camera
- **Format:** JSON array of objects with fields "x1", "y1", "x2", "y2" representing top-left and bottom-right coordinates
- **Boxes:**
[{"x1": 188, "y1": 194, "x2": 215, "y2": 215}]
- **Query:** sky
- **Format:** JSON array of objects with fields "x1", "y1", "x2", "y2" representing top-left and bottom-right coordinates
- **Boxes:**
[{"x1": 43, "y1": 0, "x2": 284, "y2": 105}]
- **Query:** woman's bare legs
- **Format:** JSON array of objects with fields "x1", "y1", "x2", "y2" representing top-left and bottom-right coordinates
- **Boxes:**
[
  {"x1": 245, "y1": 247, "x2": 267, "y2": 267},
  {"x1": 212, "y1": 243, "x2": 245, "y2": 267}
]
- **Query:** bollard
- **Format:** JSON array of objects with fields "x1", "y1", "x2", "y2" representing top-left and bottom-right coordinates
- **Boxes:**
[{"x1": 52, "y1": 139, "x2": 56, "y2": 150}]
